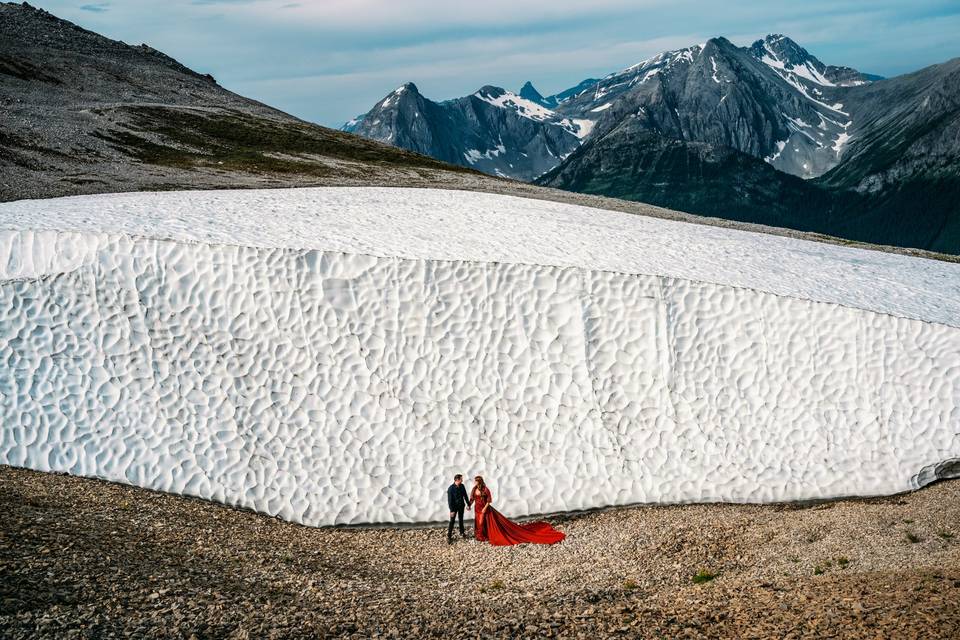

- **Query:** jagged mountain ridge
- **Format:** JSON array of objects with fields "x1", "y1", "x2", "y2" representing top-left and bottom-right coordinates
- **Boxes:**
[
  {"x1": 748, "y1": 34, "x2": 881, "y2": 87},
  {"x1": 519, "y1": 78, "x2": 601, "y2": 109},
  {"x1": 547, "y1": 37, "x2": 860, "y2": 179},
  {"x1": 344, "y1": 82, "x2": 591, "y2": 180},
  {"x1": 344, "y1": 34, "x2": 881, "y2": 181}
]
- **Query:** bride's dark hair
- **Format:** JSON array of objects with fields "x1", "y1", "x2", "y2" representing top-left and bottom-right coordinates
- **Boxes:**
[{"x1": 472, "y1": 475, "x2": 485, "y2": 499}]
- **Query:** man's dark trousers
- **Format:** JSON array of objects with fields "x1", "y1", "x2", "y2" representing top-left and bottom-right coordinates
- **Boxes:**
[
  {"x1": 448, "y1": 507, "x2": 465, "y2": 539},
  {"x1": 447, "y1": 482, "x2": 469, "y2": 539}
]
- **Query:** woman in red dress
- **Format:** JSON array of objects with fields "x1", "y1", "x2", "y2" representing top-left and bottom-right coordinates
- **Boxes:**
[
  {"x1": 471, "y1": 475, "x2": 493, "y2": 541},
  {"x1": 470, "y1": 475, "x2": 565, "y2": 546}
]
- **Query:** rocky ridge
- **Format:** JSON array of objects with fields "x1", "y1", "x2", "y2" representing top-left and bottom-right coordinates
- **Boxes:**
[
  {"x1": 346, "y1": 34, "x2": 883, "y2": 181},
  {"x1": 0, "y1": 1, "x2": 474, "y2": 201}
]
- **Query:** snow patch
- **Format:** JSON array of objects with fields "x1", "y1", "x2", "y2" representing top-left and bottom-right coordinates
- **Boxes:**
[
  {"x1": 475, "y1": 90, "x2": 557, "y2": 122},
  {"x1": 832, "y1": 131, "x2": 852, "y2": 156},
  {"x1": 476, "y1": 89, "x2": 584, "y2": 140},
  {"x1": 568, "y1": 118, "x2": 595, "y2": 139},
  {"x1": 796, "y1": 61, "x2": 835, "y2": 86},
  {"x1": 642, "y1": 68, "x2": 661, "y2": 83},
  {"x1": 3, "y1": 187, "x2": 957, "y2": 326},
  {"x1": 759, "y1": 46, "x2": 849, "y2": 115},
  {"x1": 783, "y1": 114, "x2": 813, "y2": 129},
  {"x1": 764, "y1": 140, "x2": 787, "y2": 163},
  {"x1": 710, "y1": 56, "x2": 721, "y2": 83},
  {"x1": 463, "y1": 141, "x2": 506, "y2": 164}
]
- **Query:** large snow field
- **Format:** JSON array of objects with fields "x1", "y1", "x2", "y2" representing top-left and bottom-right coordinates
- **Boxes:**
[
  {"x1": 0, "y1": 187, "x2": 958, "y2": 526},
  {"x1": 2, "y1": 187, "x2": 958, "y2": 327}
]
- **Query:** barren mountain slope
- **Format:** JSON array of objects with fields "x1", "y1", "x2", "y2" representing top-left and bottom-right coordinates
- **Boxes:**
[{"x1": 0, "y1": 1, "x2": 479, "y2": 201}]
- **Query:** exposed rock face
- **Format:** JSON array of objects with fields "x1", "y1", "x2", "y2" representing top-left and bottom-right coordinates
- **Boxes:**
[
  {"x1": 550, "y1": 37, "x2": 859, "y2": 179},
  {"x1": 810, "y1": 58, "x2": 960, "y2": 254},
  {"x1": 819, "y1": 58, "x2": 960, "y2": 193},
  {"x1": 536, "y1": 121, "x2": 848, "y2": 231},
  {"x1": 518, "y1": 80, "x2": 548, "y2": 106},
  {"x1": 345, "y1": 83, "x2": 585, "y2": 180}
]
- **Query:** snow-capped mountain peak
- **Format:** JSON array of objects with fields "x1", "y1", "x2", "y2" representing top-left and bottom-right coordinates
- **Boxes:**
[
  {"x1": 616, "y1": 42, "x2": 707, "y2": 78},
  {"x1": 749, "y1": 34, "x2": 878, "y2": 87},
  {"x1": 751, "y1": 34, "x2": 837, "y2": 86},
  {"x1": 555, "y1": 41, "x2": 714, "y2": 115}
]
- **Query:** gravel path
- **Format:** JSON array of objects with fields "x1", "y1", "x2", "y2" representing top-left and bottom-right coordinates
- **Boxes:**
[{"x1": 2, "y1": 466, "x2": 959, "y2": 638}]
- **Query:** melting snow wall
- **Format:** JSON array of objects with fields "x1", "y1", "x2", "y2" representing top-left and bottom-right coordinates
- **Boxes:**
[{"x1": 1, "y1": 229, "x2": 959, "y2": 526}]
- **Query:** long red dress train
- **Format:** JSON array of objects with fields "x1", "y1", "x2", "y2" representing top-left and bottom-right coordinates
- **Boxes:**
[
  {"x1": 480, "y1": 507, "x2": 566, "y2": 546},
  {"x1": 472, "y1": 484, "x2": 565, "y2": 545}
]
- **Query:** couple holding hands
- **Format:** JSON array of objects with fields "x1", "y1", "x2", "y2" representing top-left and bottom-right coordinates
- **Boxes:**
[{"x1": 446, "y1": 474, "x2": 565, "y2": 546}]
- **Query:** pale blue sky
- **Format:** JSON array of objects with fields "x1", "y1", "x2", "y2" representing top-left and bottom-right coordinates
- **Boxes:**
[{"x1": 32, "y1": 0, "x2": 960, "y2": 127}]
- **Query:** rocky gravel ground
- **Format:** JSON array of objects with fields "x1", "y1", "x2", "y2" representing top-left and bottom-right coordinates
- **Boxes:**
[{"x1": 1, "y1": 465, "x2": 959, "y2": 639}]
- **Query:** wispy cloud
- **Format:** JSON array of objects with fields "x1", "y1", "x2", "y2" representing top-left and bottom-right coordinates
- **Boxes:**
[
  {"x1": 189, "y1": 0, "x2": 659, "y2": 30},
  {"x1": 188, "y1": 0, "x2": 258, "y2": 5},
  {"x1": 27, "y1": 0, "x2": 960, "y2": 126}
]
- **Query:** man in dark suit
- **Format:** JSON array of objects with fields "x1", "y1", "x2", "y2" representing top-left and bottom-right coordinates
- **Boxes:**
[{"x1": 447, "y1": 473, "x2": 471, "y2": 543}]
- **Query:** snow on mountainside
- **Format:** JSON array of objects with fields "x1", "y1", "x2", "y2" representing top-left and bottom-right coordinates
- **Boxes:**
[
  {"x1": 749, "y1": 34, "x2": 881, "y2": 87},
  {"x1": 472, "y1": 86, "x2": 594, "y2": 139},
  {"x1": 555, "y1": 42, "x2": 710, "y2": 118},
  {"x1": 2, "y1": 187, "x2": 958, "y2": 527},
  {"x1": 550, "y1": 36, "x2": 868, "y2": 180},
  {"x1": 344, "y1": 83, "x2": 582, "y2": 180}
]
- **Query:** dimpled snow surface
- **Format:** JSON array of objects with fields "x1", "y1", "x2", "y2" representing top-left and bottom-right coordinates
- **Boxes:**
[{"x1": 1, "y1": 187, "x2": 958, "y2": 526}]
